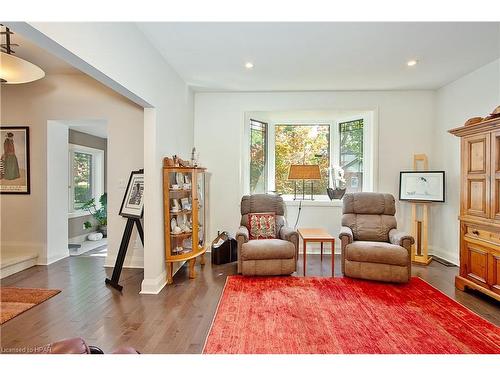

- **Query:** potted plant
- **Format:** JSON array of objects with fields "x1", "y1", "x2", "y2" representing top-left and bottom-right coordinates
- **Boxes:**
[
  {"x1": 327, "y1": 165, "x2": 347, "y2": 200},
  {"x1": 82, "y1": 193, "x2": 108, "y2": 237}
]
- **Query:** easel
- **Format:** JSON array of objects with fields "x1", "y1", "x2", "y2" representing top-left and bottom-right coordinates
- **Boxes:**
[
  {"x1": 105, "y1": 218, "x2": 144, "y2": 291},
  {"x1": 410, "y1": 154, "x2": 433, "y2": 265},
  {"x1": 106, "y1": 169, "x2": 145, "y2": 292}
]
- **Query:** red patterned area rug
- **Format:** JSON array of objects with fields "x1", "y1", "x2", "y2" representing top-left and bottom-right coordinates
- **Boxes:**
[
  {"x1": 1, "y1": 287, "x2": 61, "y2": 325},
  {"x1": 203, "y1": 276, "x2": 500, "y2": 354}
]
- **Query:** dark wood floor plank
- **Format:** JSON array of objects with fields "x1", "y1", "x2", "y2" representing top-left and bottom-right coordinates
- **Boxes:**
[{"x1": 1, "y1": 253, "x2": 498, "y2": 353}]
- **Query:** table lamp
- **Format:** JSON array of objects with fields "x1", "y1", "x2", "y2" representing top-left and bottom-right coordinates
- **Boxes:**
[{"x1": 288, "y1": 164, "x2": 321, "y2": 200}]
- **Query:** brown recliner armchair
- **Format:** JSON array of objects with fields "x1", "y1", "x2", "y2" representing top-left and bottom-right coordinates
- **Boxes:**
[
  {"x1": 235, "y1": 194, "x2": 298, "y2": 276},
  {"x1": 339, "y1": 193, "x2": 414, "y2": 283}
]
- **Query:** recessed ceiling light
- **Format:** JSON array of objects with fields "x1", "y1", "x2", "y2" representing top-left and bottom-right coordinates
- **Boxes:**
[
  {"x1": 407, "y1": 59, "x2": 418, "y2": 67},
  {"x1": 245, "y1": 62, "x2": 254, "y2": 69}
]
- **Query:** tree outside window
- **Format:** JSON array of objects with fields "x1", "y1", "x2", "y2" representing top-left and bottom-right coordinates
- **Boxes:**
[
  {"x1": 339, "y1": 119, "x2": 364, "y2": 193},
  {"x1": 73, "y1": 151, "x2": 93, "y2": 210},
  {"x1": 275, "y1": 125, "x2": 330, "y2": 196},
  {"x1": 250, "y1": 119, "x2": 267, "y2": 194}
]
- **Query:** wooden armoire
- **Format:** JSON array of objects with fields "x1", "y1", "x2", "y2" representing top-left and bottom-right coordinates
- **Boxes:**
[{"x1": 449, "y1": 117, "x2": 500, "y2": 301}]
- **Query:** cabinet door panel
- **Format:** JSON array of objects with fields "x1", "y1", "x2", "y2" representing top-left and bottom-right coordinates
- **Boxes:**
[
  {"x1": 488, "y1": 252, "x2": 500, "y2": 295},
  {"x1": 464, "y1": 241, "x2": 489, "y2": 287},
  {"x1": 462, "y1": 134, "x2": 490, "y2": 218},
  {"x1": 491, "y1": 131, "x2": 500, "y2": 221}
]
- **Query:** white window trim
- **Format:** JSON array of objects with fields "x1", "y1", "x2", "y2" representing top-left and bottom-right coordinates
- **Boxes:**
[
  {"x1": 243, "y1": 111, "x2": 377, "y2": 202},
  {"x1": 68, "y1": 144, "x2": 105, "y2": 218},
  {"x1": 335, "y1": 113, "x2": 374, "y2": 193}
]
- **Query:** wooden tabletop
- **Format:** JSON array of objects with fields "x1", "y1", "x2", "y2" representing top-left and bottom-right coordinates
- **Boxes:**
[{"x1": 298, "y1": 228, "x2": 335, "y2": 240}]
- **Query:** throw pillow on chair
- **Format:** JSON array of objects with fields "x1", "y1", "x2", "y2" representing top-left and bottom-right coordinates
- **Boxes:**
[{"x1": 248, "y1": 212, "x2": 276, "y2": 240}]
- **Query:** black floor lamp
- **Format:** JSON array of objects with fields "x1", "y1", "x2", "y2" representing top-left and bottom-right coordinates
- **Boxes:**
[{"x1": 288, "y1": 164, "x2": 322, "y2": 228}]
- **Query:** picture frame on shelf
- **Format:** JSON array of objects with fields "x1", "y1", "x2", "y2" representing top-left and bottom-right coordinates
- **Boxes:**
[
  {"x1": 0, "y1": 126, "x2": 30, "y2": 194},
  {"x1": 119, "y1": 169, "x2": 145, "y2": 218},
  {"x1": 181, "y1": 197, "x2": 191, "y2": 210},
  {"x1": 399, "y1": 171, "x2": 445, "y2": 203}
]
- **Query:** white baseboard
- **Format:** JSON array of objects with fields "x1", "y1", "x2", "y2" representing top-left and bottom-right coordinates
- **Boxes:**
[
  {"x1": 428, "y1": 246, "x2": 459, "y2": 266},
  {"x1": 43, "y1": 252, "x2": 70, "y2": 266},
  {"x1": 1, "y1": 255, "x2": 38, "y2": 279},
  {"x1": 140, "y1": 270, "x2": 167, "y2": 294}
]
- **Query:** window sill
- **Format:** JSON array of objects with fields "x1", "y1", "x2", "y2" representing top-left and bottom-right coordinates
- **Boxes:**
[
  {"x1": 68, "y1": 211, "x2": 91, "y2": 219},
  {"x1": 282, "y1": 195, "x2": 343, "y2": 207}
]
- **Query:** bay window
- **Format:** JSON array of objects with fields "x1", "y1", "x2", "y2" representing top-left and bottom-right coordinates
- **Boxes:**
[{"x1": 249, "y1": 117, "x2": 369, "y2": 199}]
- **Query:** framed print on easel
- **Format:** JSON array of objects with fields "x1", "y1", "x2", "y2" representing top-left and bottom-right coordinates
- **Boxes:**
[
  {"x1": 119, "y1": 169, "x2": 145, "y2": 219},
  {"x1": 108, "y1": 169, "x2": 144, "y2": 291}
]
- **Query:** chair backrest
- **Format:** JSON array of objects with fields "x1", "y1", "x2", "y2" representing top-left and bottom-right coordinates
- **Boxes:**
[
  {"x1": 341, "y1": 192, "x2": 397, "y2": 242},
  {"x1": 240, "y1": 194, "x2": 286, "y2": 231}
]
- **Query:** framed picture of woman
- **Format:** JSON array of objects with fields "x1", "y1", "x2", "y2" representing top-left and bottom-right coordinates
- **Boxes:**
[
  {"x1": 0, "y1": 126, "x2": 30, "y2": 194},
  {"x1": 119, "y1": 169, "x2": 144, "y2": 218}
]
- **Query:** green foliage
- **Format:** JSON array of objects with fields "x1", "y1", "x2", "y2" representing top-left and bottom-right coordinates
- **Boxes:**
[
  {"x1": 250, "y1": 121, "x2": 267, "y2": 194},
  {"x1": 73, "y1": 151, "x2": 93, "y2": 207},
  {"x1": 83, "y1": 221, "x2": 93, "y2": 230},
  {"x1": 339, "y1": 119, "x2": 363, "y2": 171},
  {"x1": 339, "y1": 119, "x2": 364, "y2": 193},
  {"x1": 275, "y1": 125, "x2": 330, "y2": 195},
  {"x1": 81, "y1": 193, "x2": 107, "y2": 227}
]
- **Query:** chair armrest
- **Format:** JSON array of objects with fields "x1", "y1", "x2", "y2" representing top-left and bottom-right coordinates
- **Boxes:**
[
  {"x1": 236, "y1": 226, "x2": 249, "y2": 244},
  {"x1": 279, "y1": 226, "x2": 299, "y2": 261},
  {"x1": 339, "y1": 226, "x2": 353, "y2": 244},
  {"x1": 46, "y1": 337, "x2": 91, "y2": 354},
  {"x1": 279, "y1": 226, "x2": 298, "y2": 242},
  {"x1": 236, "y1": 226, "x2": 249, "y2": 274},
  {"x1": 389, "y1": 229, "x2": 415, "y2": 247}
]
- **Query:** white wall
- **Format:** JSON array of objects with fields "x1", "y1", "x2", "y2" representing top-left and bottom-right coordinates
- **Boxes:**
[
  {"x1": 16, "y1": 22, "x2": 195, "y2": 293},
  {"x1": 432, "y1": 59, "x2": 500, "y2": 264},
  {"x1": 46, "y1": 121, "x2": 69, "y2": 264},
  {"x1": 194, "y1": 91, "x2": 435, "y2": 249},
  {"x1": 1, "y1": 74, "x2": 144, "y2": 268}
]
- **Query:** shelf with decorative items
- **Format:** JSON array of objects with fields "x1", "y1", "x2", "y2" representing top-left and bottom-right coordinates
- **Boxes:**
[{"x1": 163, "y1": 158, "x2": 207, "y2": 284}]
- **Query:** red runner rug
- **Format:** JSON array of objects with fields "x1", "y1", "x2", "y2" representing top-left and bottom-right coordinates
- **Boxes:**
[{"x1": 203, "y1": 276, "x2": 500, "y2": 354}]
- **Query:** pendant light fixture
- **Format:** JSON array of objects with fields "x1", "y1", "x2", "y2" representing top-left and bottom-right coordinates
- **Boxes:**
[{"x1": 1, "y1": 26, "x2": 45, "y2": 84}]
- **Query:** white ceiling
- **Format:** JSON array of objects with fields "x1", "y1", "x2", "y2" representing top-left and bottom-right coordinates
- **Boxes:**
[
  {"x1": 66, "y1": 119, "x2": 108, "y2": 139},
  {"x1": 137, "y1": 22, "x2": 500, "y2": 91}
]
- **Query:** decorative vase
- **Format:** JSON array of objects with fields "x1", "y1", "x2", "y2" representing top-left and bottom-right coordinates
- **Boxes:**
[
  {"x1": 88, "y1": 232, "x2": 104, "y2": 241},
  {"x1": 327, "y1": 187, "x2": 346, "y2": 200},
  {"x1": 99, "y1": 225, "x2": 108, "y2": 238}
]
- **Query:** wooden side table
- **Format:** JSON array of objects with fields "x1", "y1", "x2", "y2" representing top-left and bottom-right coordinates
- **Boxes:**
[{"x1": 298, "y1": 228, "x2": 336, "y2": 277}]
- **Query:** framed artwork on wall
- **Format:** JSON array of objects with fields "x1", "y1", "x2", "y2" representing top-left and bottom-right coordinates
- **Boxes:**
[
  {"x1": 0, "y1": 126, "x2": 30, "y2": 194},
  {"x1": 399, "y1": 171, "x2": 445, "y2": 203},
  {"x1": 119, "y1": 169, "x2": 144, "y2": 218}
]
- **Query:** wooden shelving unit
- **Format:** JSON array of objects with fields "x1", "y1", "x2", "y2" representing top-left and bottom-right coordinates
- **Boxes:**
[{"x1": 163, "y1": 161, "x2": 207, "y2": 284}]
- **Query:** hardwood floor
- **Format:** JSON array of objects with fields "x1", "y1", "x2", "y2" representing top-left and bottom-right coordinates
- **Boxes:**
[{"x1": 1, "y1": 254, "x2": 499, "y2": 353}]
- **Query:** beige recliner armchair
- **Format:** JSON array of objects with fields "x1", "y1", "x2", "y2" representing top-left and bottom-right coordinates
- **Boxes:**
[
  {"x1": 235, "y1": 194, "x2": 298, "y2": 276},
  {"x1": 339, "y1": 193, "x2": 414, "y2": 283}
]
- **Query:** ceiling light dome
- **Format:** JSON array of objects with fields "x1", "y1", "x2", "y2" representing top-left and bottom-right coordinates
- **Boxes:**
[
  {"x1": 0, "y1": 26, "x2": 45, "y2": 84},
  {"x1": 1, "y1": 52, "x2": 45, "y2": 84}
]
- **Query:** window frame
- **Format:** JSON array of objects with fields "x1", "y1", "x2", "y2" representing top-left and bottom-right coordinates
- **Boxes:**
[
  {"x1": 270, "y1": 122, "x2": 331, "y2": 199},
  {"x1": 249, "y1": 118, "x2": 269, "y2": 194},
  {"x1": 244, "y1": 108, "x2": 378, "y2": 206},
  {"x1": 68, "y1": 144, "x2": 105, "y2": 218}
]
